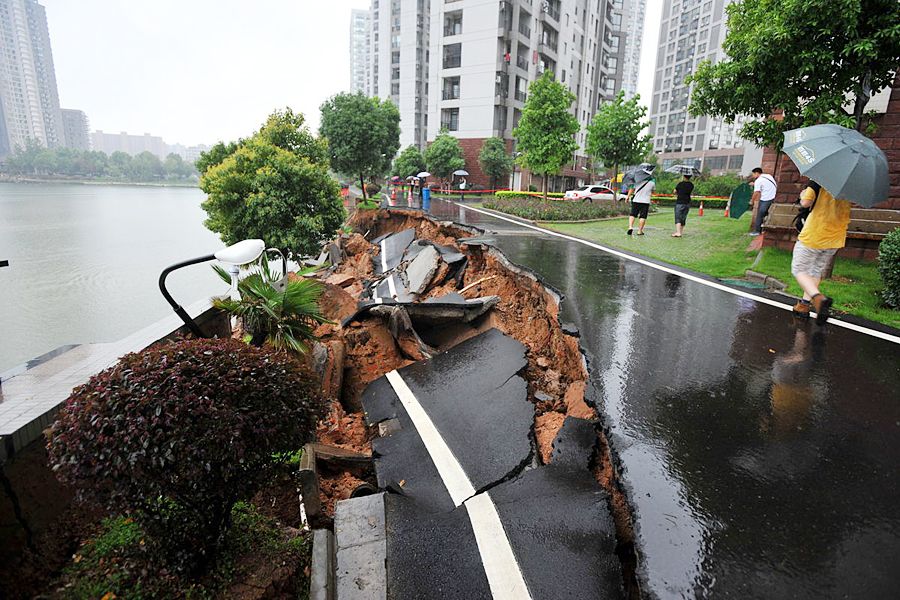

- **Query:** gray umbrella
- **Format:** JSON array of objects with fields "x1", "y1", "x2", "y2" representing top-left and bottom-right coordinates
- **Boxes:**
[
  {"x1": 782, "y1": 124, "x2": 889, "y2": 208},
  {"x1": 622, "y1": 163, "x2": 655, "y2": 186},
  {"x1": 665, "y1": 164, "x2": 702, "y2": 177}
]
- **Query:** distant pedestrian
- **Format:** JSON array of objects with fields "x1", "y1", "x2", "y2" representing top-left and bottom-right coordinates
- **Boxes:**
[
  {"x1": 459, "y1": 177, "x2": 467, "y2": 201},
  {"x1": 790, "y1": 181, "x2": 851, "y2": 324},
  {"x1": 672, "y1": 174, "x2": 694, "y2": 237},
  {"x1": 625, "y1": 177, "x2": 655, "y2": 236},
  {"x1": 749, "y1": 167, "x2": 777, "y2": 235}
]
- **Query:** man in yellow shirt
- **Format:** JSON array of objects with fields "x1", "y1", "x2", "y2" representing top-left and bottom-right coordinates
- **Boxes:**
[{"x1": 791, "y1": 181, "x2": 852, "y2": 324}]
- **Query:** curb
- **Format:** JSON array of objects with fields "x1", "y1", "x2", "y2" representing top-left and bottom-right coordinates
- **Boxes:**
[{"x1": 310, "y1": 529, "x2": 336, "y2": 600}]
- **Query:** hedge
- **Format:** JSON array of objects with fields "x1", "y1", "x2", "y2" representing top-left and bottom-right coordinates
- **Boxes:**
[
  {"x1": 495, "y1": 190, "x2": 566, "y2": 200},
  {"x1": 878, "y1": 227, "x2": 900, "y2": 308},
  {"x1": 654, "y1": 196, "x2": 729, "y2": 209},
  {"x1": 484, "y1": 196, "x2": 629, "y2": 221}
]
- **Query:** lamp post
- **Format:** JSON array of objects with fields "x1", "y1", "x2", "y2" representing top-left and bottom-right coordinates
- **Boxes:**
[{"x1": 158, "y1": 239, "x2": 265, "y2": 338}]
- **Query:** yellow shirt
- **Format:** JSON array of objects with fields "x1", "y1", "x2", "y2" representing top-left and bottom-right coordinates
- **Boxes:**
[{"x1": 797, "y1": 187, "x2": 852, "y2": 249}]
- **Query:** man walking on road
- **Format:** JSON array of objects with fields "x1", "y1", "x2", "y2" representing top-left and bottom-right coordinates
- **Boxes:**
[
  {"x1": 672, "y1": 174, "x2": 694, "y2": 237},
  {"x1": 749, "y1": 167, "x2": 777, "y2": 235},
  {"x1": 626, "y1": 176, "x2": 655, "y2": 236},
  {"x1": 791, "y1": 181, "x2": 851, "y2": 324}
]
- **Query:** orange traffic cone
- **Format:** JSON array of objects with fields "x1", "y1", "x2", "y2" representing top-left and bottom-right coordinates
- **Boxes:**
[
  {"x1": 698, "y1": 200, "x2": 705, "y2": 217},
  {"x1": 724, "y1": 203, "x2": 730, "y2": 218}
]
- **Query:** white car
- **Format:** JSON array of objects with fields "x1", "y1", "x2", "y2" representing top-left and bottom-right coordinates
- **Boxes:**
[{"x1": 564, "y1": 184, "x2": 616, "y2": 202}]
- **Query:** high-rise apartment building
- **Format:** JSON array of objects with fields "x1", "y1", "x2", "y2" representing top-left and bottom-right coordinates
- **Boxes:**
[
  {"x1": 350, "y1": 9, "x2": 371, "y2": 94},
  {"x1": 0, "y1": 0, "x2": 65, "y2": 157},
  {"x1": 61, "y1": 108, "x2": 90, "y2": 150},
  {"x1": 649, "y1": 0, "x2": 748, "y2": 173},
  {"x1": 91, "y1": 131, "x2": 167, "y2": 159},
  {"x1": 619, "y1": 0, "x2": 646, "y2": 98},
  {"x1": 370, "y1": 0, "x2": 431, "y2": 149},
  {"x1": 426, "y1": 0, "x2": 628, "y2": 189}
]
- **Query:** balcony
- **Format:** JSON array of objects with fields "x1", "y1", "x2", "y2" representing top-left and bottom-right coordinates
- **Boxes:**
[
  {"x1": 516, "y1": 55, "x2": 529, "y2": 70},
  {"x1": 443, "y1": 56, "x2": 461, "y2": 69},
  {"x1": 515, "y1": 90, "x2": 527, "y2": 103},
  {"x1": 518, "y1": 24, "x2": 531, "y2": 38}
]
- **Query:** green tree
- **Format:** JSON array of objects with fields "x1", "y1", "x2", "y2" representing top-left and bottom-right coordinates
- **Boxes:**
[
  {"x1": 688, "y1": 0, "x2": 900, "y2": 148},
  {"x1": 585, "y1": 91, "x2": 652, "y2": 199},
  {"x1": 319, "y1": 92, "x2": 401, "y2": 201},
  {"x1": 196, "y1": 141, "x2": 239, "y2": 175},
  {"x1": 132, "y1": 151, "x2": 164, "y2": 180},
  {"x1": 478, "y1": 137, "x2": 514, "y2": 190},
  {"x1": 200, "y1": 109, "x2": 344, "y2": 258},
  {"x1": 513, "y1": 72, "x2": 579, "y2": 199},
  {"x1": 424, "y1": 130, "x2": 465, "y2": 184},
  {"x1": 392, "y1": 145, "x2": 426, "y2": 178},
  {"x1": 108, "y1": 151, "x2": 132, "y2": 178}
]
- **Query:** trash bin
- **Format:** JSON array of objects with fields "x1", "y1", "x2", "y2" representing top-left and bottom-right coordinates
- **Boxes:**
[{"x1": 422, "y1": 186, "x2": 431, "y2": 212}]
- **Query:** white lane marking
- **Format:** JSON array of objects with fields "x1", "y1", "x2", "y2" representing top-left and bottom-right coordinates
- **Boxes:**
[
  {"x1": 384, "y1": 370, "x2": 533, "y2": 600},
  {"x1": 466, "y1": 493, "x2": 533, "y2": 599},
  {"x1": 387, "y1": 273, "x2": 398, "y2": 299},
  {"x1": 457, "y1": 203, "x2": 900, "y2": 345},
  {"x1": 380, "y1": 239, "x2": 389, "y2": 273},
  {"x1": 385, "y1": 370, "x2": 474, "y2": 504}
]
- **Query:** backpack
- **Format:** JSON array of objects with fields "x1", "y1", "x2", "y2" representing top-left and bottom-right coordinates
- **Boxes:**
[{"x1": 792, "y1": 182, "x2": 821, "y2": 232}]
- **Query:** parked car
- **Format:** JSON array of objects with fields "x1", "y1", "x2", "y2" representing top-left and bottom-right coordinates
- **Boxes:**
[{"x1": 564, "y1": 184, "x2": 616, "y2": 202}]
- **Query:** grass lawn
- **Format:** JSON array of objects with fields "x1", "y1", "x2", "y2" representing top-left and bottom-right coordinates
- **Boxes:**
[{"x1": 538, "y1": 208, "x2": 899, "y2": 330}]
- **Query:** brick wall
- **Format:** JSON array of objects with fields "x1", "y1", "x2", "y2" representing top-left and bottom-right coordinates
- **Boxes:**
[{"x1": 761, "y1": 74, "x2": 900, "y2": 210}]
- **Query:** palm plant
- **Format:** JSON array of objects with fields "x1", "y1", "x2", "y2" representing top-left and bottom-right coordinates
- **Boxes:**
[{"x1": 212, "y1": 264, "x2": 330, "y2": 354}]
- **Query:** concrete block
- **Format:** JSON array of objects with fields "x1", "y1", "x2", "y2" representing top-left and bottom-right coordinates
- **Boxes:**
[
  {"x1": 335, "y1": 493, "x2": 386, "y2": 600},
  {"x1": 310, "y1": 529, "x2": 335, "y2": 600}
]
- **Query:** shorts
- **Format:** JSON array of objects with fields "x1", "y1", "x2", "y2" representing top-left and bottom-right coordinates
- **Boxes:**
[
  {"x1": 791, "y1": 239, "x2": 838, "y2": 278},
  {"x1": 674, "y1": 203, "x2": 690, "y2": 225},
  {"x1": 630, "y1": 202, "x2": 650, "y2": 219}
]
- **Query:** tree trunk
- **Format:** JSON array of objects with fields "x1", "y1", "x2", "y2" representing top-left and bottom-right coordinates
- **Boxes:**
[
  {"x1": 542, "y1": 174, "x2": 548, "y2": 201},
  {"x1": 359, "y1": 173, "x2": 367, "y2": 201}
]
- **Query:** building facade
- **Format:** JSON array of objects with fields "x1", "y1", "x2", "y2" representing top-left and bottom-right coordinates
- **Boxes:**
[
  {"x1": 91, "y1": 131, "x2": 167, "y2": 159},
  {"x1": 619, "y1": 0, "x2": 646, "y2": 98},
  {"x1": 350, "y1": 8, "x2": 371, "y2": 94},
  {"x1": 426, "y1": 0, "x2": 628, "y2": 190},
  {"x1": 649, "y1": 0, "x2": 748, "y2": 174},
  {"x1": 0, "y1": 0, "x2": 65, "y2": 157},
  {"x1": 369, "y1": 0, "x2": 431, "y2": 149},
  {"x1": 61, "y1": 108, "x2": 89, "y2": 150}
]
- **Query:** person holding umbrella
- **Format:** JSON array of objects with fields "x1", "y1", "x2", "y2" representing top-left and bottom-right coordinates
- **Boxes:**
[
  {"x1": 623, "y1": 163, "x2": 655, "y2": 235},
  {"x1": 664, "y1": 164, "x2": 701, "y2": 237},
  {"x1": 781, "y1": 124, "x2": 889, "y2": 324}
]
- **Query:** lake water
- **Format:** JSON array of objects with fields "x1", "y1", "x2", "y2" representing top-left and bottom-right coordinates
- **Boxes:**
[{"x1": 0, "y1": 182, "x2": 229, "y2": 373}]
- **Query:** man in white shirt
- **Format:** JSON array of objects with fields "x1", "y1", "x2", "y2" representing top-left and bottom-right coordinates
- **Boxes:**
[
  {"x1": 625, "y1": 177, "x2": 655, "y2": 235},
  {"x1": 749, "y1": 167, "x2": 778, "y2": 235}
]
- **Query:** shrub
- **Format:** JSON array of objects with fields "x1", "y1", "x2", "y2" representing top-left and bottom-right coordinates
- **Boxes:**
[
  {"x1": 495, "y1": 190, "x2": 566, "y2": 200},
  {"x1": 365, "y1": 182, "x2": 382, "y2": 196},
  {"x1": 48, "y1": 338, "x2": 324, "y2": 572},
  {"x1": 213, "y1": 265, "x2": 329, "y2": 353},
  {"x1": 484, "y1": 196, "x2": 629, "y2": 221},
  {"x1": 654, "y1": 196, "x2": 729, "y2": 208},
  {"x1": 878, "y1": 227, "x2": 900, "y2": 308}
]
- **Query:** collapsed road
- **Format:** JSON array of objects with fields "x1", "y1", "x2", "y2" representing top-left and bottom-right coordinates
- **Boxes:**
[{"x1": 421, "y1": 198, "x2": 900, "y2": 599}]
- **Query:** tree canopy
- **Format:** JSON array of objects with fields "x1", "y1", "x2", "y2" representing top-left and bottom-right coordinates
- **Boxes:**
[
  {"x1": 199, "y1": 108, "x2": 344, "y2": 258},
  {"x1": 688, "y1": 0, "x2": 900, "y2": 148},
  {"x1": 319, "y1": 92, "x2": 400, "y2": 199},
  {"x1": 478, "y1": 137, "x2": 514, "y2": 190},
  {"x1": 424, "y1": 130, "x2": 465, "y2": 182},
  {"x1": 513, "y1": 72, "x2": 579, "y2": 198},
  {"x1": 586, "y1": 91, "x2": 652, "y2": 196},
  {"x1": 392, "y1": 145, "x2": 426, "y2": 179},
  {"x1": 1, "y1": 139, "x2": 197, "y2": 181}
]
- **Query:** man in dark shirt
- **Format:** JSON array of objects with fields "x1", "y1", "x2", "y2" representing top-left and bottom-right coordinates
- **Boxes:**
[{"x1": 673, "y1": 175, "x2": 694, "y2": 237}]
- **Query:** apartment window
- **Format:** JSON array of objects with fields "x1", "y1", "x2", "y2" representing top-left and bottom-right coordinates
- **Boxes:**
[
  {"x1": 494, "y1": 72, "x2": 509, "y2": 98},
  {"x1": 392, "y1": 67, "x2": 400, "y2": 79},
  {"x1": 392, "y1": 51, "x2": 400, "y2": 65},
  {"x1": 518, "y1": 10, "x2": 532, "y2": 38},
  {"x1": 443, "y1": 43, "x2": 462, "y2": 68},
  {"x1": 606, "y1": 56, "x2": 618, "y2": 70},
  {"x1": 444, "y1": 75, "x2": 461, "y2": 100},
  {"x1": 515, "y1": 76, "x2": 527, "y2": 102},
  {"x1": 494, "y1": 105, "x2": 508, "y2": 133},
  {"x1": 392, "y1": 35, "x2": 401, "y2": 48},
  {"x1": 441, "y1": 108, "x2": 459, "y2": 131},
  {"x1": 444, "y1": 10, "x2": 462, "y2": 36},
  {"x1": 391, "y1": 82, "x2": 400, "y2": 95}
]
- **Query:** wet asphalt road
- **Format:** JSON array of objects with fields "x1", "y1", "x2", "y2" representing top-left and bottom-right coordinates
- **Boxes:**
[{"x1": 419, "y1": 198, "x2": 900, "y2": 599}]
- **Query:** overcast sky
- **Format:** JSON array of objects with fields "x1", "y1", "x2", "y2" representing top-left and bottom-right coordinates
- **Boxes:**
[{"x1": 44, "y1": 0, "x2": 662, "y2": 147}]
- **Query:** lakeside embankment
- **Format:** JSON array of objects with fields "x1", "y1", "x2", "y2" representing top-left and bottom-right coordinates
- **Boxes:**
[{"x1": 0, "y1": 174, "x2": 198, "y2": 188}]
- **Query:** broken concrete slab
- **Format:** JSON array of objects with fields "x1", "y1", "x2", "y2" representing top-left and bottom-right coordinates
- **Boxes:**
[
  {"x1": 310, "y1": 529, "x2": 335, "y2": 600},
  {"x1": 343, "y1": 295, "x2": 499, "y2": 328},
  {"x1": 369, "y1": 274, "x2": 415, "y2": 303},
  {"x1": 423, "y1": 291, "x2": 466, "y2": 304},
  {"x1": 403, "y1": 244, "x2": 441, "y2": 295},
  {"x1": 374, "y1": 228, "x2": 416, "y2": 275},
  {"x1": 369, "y1": 305, "x2": 435, "y2": 361},
  {"x1": 325, "y1": 273, "x2": 356, "y2": 288}
]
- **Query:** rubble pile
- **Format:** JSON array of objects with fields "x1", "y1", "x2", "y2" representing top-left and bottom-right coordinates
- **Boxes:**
[{"x1": 304, "y1": 209, "x2": 608, "y2": 517}]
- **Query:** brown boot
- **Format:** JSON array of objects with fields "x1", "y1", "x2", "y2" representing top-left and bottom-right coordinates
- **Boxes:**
[
  {"x1": 792, "y1": 301, "x2": 811, "y2": 318},
  {"x1": 811, "y1": 293, "x2": 833, "y2": 325}
]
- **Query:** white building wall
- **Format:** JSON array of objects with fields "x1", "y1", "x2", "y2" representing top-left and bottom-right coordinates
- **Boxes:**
[{"x1": 350, "y1": 9, "x2": 370, "y2": 93}]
